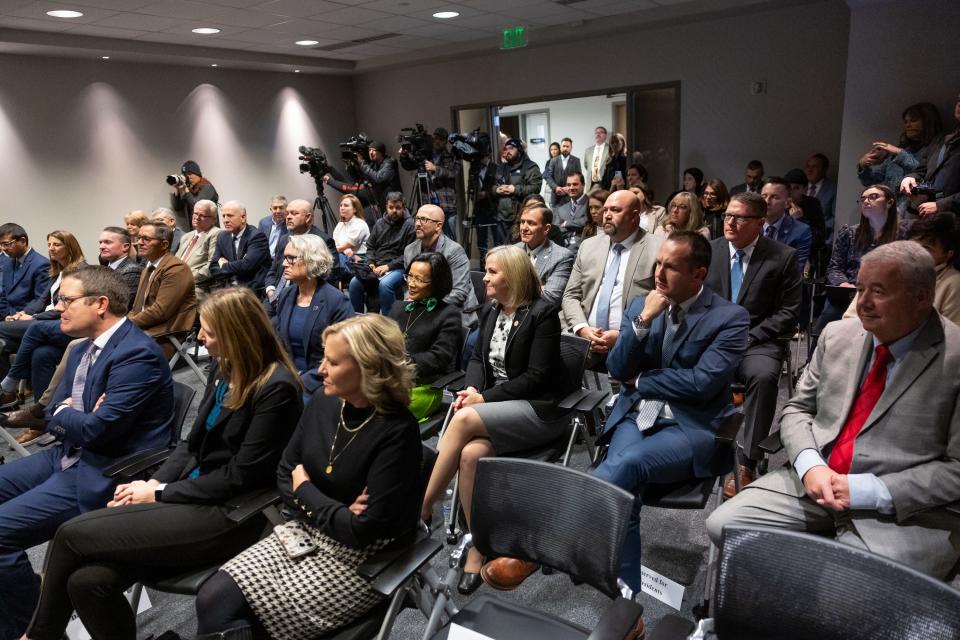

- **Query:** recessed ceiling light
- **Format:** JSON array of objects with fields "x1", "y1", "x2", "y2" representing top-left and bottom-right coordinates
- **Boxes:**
[
  {"x1": 101, "y1": 56, "x2": 110, "y2": 60},
  {"x1": 294, "y1": 69, "x2": 301, "y2": 73},
  {"x1": 295, "y1": 39, "x2": 319, "y2": 46},
  {"x1": 47, "y1": 10, "x2": 83, "y2": 18},
  {"x1": 433, "y1": 11, "x2": 459, "y2": 19},
  {"x1": 211, "y1": 64, "x2": 218, "y2": 67},
  {"x1": 192, "y1": 27, "x2": 220, "y2": 35}
]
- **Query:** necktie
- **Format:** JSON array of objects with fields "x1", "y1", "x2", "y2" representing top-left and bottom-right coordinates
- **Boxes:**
[
  {"x1": 12, "y1": 259, "x2": 19, "y2": 275},
  {"x1": 180, "y1": 233, "x2": 200, "y2": 260},
  {"x1": 269, "y1": 225, "x2": 280, "y2": 256},
  {"x1": 765, "y1": 225, "x2": 777, "y2": 240},
  {"x1": 828, "y1": 344, "x2": 893, "y2": 474},
  {"x1": 63, "y1": 342, "x2": 99, "y2": 470},
  {"x1": 592, "y1": 148, "x2": 601, "y2": 182},
  {"x1": 233, "y1": 234, "x2": 242, "y2": 258},
  {"x1": 807, "y1": 183, "x2": 817, "y2": 197},
  {"x1": 636, "y1": 305, "x2": 687, "y2": 432},
  {"x1": 141, "y1": 264, "x2": 157, "y2": 311},
  {"x1": 596, "y1": 243, "x2": 625, "y2": 330},
  {"x1": 730, "y1": 249, "x2": 746, "y2": 302}
]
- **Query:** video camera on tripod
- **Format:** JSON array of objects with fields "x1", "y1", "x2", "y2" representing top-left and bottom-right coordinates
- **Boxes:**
[
  {"x1": 298, "y1": 145, "x2": 331, "y2": 179},
  {"x1": 398, "y1": 124, "x2": 431, "y2": 166},
  {"x1": 448, "y1": 129, "x2": 491, "y2": 162}
]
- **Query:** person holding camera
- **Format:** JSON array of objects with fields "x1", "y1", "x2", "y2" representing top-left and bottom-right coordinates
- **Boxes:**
[
  {"x1": 400, "y1": 127, "x2": 460, "y2": 238},
  {"x1": 169, "y1": 160, "x2": 219, "y2": 231},
  {"x1": 357, "y1": 141, "x2": 402, "y2": 218},
  {"x1": 490, "y1": 138, "x2": 543, "y2": 245}
]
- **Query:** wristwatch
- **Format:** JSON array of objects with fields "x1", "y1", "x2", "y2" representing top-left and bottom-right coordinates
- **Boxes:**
[
  {"x1": 633, "y1": 315, "x2": 651, "y2": 335},
  {"x1": 154, "y1": 483, "x2": 167, "y2": 502}
]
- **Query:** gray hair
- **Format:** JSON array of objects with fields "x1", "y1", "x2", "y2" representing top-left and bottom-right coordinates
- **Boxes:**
[
  {"x1": 222, "y1": 200, "x2": 247, "y2": 217},
  {"x1": 287, "y1": 234, "x2": 333, "y2": 279},
  {"x1": 860, "y1": 240, "x2": 936, "y2": 295},
  {"x1": 271, "y1": 195, "x2": 288, "y2": 206},
  {"x1": 151, "y1": 207, "x2": 176, "y2": 224},
  {"x1": 194, "y1": 199, "x2": 218, "y2": 216}
]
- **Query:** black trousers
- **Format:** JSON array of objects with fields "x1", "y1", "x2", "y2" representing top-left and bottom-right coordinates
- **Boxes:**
[
  {"x1": 738, "y1": 345, "x2": 785, "y2": 463},
  {"x1": 27, "y1": 501, "x2": 267, "y2": 640}
]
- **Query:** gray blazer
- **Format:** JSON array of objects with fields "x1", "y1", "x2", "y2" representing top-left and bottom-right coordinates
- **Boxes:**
[
  {"x1": 582, "y1": 143, "x2": 609, "y2": 192},
  {"x1": 755, "y1": 314, "x2": 960, "y2": 576},
  {"x1": 514, "y1": 239, "x2": 574, "y2": 306},
  {"x1": 176, "y1": 227, "x2": 222, "y2": 294},
  {"x1": 554, "y1": 195, "x2": 589, "y2": 231},
  {"x1": 404, "y1": 234, "x2": 478, "y2": 327},
  {"x1": 560, "y1": 228, "x2": 663, "y2": 332}
]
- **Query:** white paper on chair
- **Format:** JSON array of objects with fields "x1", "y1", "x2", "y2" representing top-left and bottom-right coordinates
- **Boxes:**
[
  {"x1": 65, "y1": 587, "x2": 152, "y2": 640},
  {"x1": 447, "y1": 622, "x2": 497, "y2": 640},
  {"x1": 640, "y1": 564, "x2": 685, "y2": 610}
]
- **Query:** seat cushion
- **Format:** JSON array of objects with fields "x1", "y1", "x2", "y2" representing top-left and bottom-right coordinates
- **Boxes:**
[
  {"x1": 642, "y1": 478, "x2": 715, "y2": 509},
  {"x1": 433, "y1": 595, "x2": 588, "y2": 640}
]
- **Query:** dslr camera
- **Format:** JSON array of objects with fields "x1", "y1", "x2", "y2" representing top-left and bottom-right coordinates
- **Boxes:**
[
  {"x1": 398, "y1": 123, "x2": 431, "y2": 165},
  {"x1": 298, "y1": 145, "x2": 331, "y2": 178},
  {"x1": 449, "y1": 129, "x2": 491, "y2": 162},
  {"x1": 339, "y1": 133, "x2": 371, "y2": 163},
  {"x1": 165, "y1": 173, "x2": 188, "y2": 188}
]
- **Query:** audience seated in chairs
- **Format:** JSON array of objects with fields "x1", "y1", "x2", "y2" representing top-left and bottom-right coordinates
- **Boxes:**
[
  {"x1": 389, "y1": 252, "x2": 462, "y2": 422},
  {"x1": 701, "y1": 178, "x2": 730, "y2": 240},
  {"x1": 194, "y1": 313, "x2": 422, "y2": 639},
  {"x1": 0, "y1": 266, "x2": 176, "y2": 638},
  {"x1": 582, "y1": 187, "x2": 608, "y2": 241},
  {"x1": 634, "y1": 183, "x2": 667, "y2": 234},
  {"x1": 128, "y1": 222, "x2": 198, "y2": 358},
  {"x1": 209, "y1": 200, "x2": 271, "y2": 295},
  {"x1": 264, "y1": 198, "x2": 338, "y2": 302},
  {"x1": 760, "y1": 176, "x2": 813, "y2": 275},
  {"x1": 334, "y1": 194, "x2": 370, "y2": 264},
  {"x1": 23, "y1": 287, "x2": 303, "y2": 640},
  {"x1": 704, "y1": 191, "x2": 802, "y2": 494},
  {"x1": 151, "y1": 207, "x2": 183, "y2": 254},
  {"x1": 553, "y1": 172, "x2": 589, "y2": 245},
  {"x1": 482, "y1": 232, "x2": 750, "y2": 593},
  {"x1": 123, "y1": 210, "x2": 149, "y2": 261},
  {"x1": 257, "y1": 194, "x2": 289, "y2": 260},
  {"x1": 176, "y1": 199, "x2": 222, "y2": 301},
  {"x1": 654, "y1": 191, "x2": 712, "y2": 240},
  {"x1": 0, "y1": 223, "x2": 50, "y2": 320},
  {"x1": 707, "y1": 241, "x2": 960, "y2": 579},
  {"x1": 420, "y1": 245, "x2": 577, "y2": 595},
  {"x1": 270, "y1": 234, "x2": 353, "y2": 396},
  {"x1": 514, "y1": 203, "x2": 574, "y2": 307},
  {"x1": 348, "y1": 191, "x2": 415, "y2": 314},
  {"x1": 99, "y1": 226, "x2": 143, "y2": 305}
]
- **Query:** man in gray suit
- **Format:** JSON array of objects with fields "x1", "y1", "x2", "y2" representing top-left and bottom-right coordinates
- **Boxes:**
[
  {"x1": 562, "y1": 190, "x2": 663, "y2": 368},
  {"x1": 553, "y1": 172, "x2": 589, "y2": 245},
  {"x1": 707, "y1": 241, "x2": 960, "y2": 577},
  {"x1": 515, "y1": 203, "x2": 573, "y2": 306},
  {"x1": 175, "y1": 199, "x2": 222, "y2": 301}
]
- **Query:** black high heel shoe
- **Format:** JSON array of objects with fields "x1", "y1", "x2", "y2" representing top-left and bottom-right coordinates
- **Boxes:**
[{"x1": 457, "y1": 570, "x2": 483, "y2": 595}]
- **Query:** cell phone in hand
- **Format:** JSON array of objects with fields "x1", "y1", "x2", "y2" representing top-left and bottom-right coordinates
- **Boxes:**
[{"x1": 274, "y1": 522, "x2": 317, "y2": 558}]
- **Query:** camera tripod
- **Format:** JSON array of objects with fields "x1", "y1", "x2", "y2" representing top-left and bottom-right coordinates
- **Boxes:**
[
  {"x1": 310, "y1": 184, "x2": 338, "y2": 236},
  {"x1": 406, "y1": 163, "x2": 439, "y2": 214}
]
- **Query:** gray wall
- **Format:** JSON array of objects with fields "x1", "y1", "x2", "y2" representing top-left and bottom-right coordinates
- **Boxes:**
[
  {"x1": 354, "y1": 1, "x2": 850, "y2": 199},
  {"x1": 835, "y1": 0, "x2": 960, "y2": 228},
  {"x1": 0, "y1": 54, "x2": 355, "y2": 255}
]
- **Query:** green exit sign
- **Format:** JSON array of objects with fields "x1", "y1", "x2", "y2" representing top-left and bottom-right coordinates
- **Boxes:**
[{"x1": 502, "y1": 26, "x2": 527, "y2": 49}]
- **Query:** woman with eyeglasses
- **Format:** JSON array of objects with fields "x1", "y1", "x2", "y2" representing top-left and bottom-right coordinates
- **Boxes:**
[
  {"x1": 389, "y1": 252, "x2": 462, "y2": 421},
  {"x1": 701, "y1": 179, "x2": 731, "y2": 239},
  {"x1": 813, "y1": 184, "x2": 912, "y2": 341},
  {"x1": 655, "y1": 191, "x2": 711, "y2": 239},
  {"x1": 271, "y1": 234, "x2": 354, "y2": 397}
]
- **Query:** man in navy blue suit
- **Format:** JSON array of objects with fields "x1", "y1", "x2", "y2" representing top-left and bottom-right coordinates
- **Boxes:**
[
  {"x1": 760, "y1": 177, "x2": 812, "y2": 275},
  {"x1": 0, "y1": 266, "x2": 175, "y2": 638},
  {"x1": 0, "y1": 223, "x2": 50, "y2": 318},
  {"x1": 209, "y1": 200, "x2": 271, "y2": 295},
  {"x1": 481, "y1": 232, "x2": 750, "y2": 593}
]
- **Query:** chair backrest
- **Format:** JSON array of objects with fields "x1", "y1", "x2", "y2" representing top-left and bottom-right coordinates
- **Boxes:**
[
  {"x1": 715, "y1": 526, "x2": 960, "y2": 639},
  {"x1": 172, "y1": 381, "x2": 197, "y2": 440},
  {"x1": 558, "y1": 333, "x2": 591, "y2": 395},
  {"x1": 469, "y1": 270, "x2": 486, "y2": 305},
  {"x1": 471, "y1": 458, "x2": 634, "y2": 599}
]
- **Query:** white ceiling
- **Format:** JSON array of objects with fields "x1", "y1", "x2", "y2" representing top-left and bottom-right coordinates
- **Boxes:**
[{"x1": 0, "y1": 0, "x2": 798, "y2": 73}]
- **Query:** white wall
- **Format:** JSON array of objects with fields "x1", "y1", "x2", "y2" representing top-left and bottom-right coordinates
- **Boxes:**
[
  {"x1": 835, "y1": 0, "x2": 960, "y2": 227},
  {"x1": 354, "y1": 1, "x2": 850, "y2": 195},
  {"x1": 499, "y1": 94, "x2": 622, "y2": 153},
  {"x1": 0, "y1": 54, "x2": 355, "y2": 255}
]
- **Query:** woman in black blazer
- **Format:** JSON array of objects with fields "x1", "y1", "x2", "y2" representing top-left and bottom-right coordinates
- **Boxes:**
[
  {"x1": 388, "y1": 252, "x2": 462, "y2": 421},
  {"x1": 25, "y1": 288, "x2": 303, "y2": 640},
  {"x1": 419, "y1": 245, "x2": 575, "y2": 593},
  {"x1": 270, "y1": 233, "x2": 354, "y2": 396}
]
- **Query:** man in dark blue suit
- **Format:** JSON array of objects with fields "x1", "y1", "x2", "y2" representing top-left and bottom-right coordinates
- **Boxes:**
[
  {"x1": 761, "y1": 177, "x2": 812, "y2": 275},
  {"x1": 0, "y1": 223, "x2": 50, "y2": 318},
  {"x1": 595, "y1": 231, "x2": 750, "y2": 590},
  {"x1": 209, "y1": 200, "x2": 271, "y2": 294},
  {"x1": 0, "y1": 266, "x2": 175, "y2": 638}
]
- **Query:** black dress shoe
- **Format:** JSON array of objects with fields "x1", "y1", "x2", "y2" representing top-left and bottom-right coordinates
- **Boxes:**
[{"x1": 457, "y1": 571, "x2": 483, "y2": 595}]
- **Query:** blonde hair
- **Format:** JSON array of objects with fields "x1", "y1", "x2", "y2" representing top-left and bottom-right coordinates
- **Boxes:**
[
  {"x1": 199, "y1": 288, "x2": 300, "y2": 409},
  {"x1": 322, "y1": 315, "x2": 415, "y2": 414},
  {"x1": 339, "y1": 194, "x2": 363, "y2": 219},
  {"x1": 123, "y1": 210, "x2": 149, "y2": 228},
  {"x1": 485, "y1": 244, "x2": 542, "y2": 309},
  {"x1": 663, "y1": 191, "x2": 705, "y2": 233}
]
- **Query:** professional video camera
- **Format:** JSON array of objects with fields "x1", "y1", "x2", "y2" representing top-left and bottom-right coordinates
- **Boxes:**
[
  {"x1": 449, "y1": 129, "x2": 491, "y2": 162},
  {"x1": 298, "y1": 145, "x2": 331, "y2": 178},
  {"x1": 165, "y1": 173, "x2": 188, "y2": 188},
  {"x1": 398, "y1": 123, "x2": 431, "y2": 165},
  {"x1": 339, "y1": 133, "x2": 371, "y2": 162}
]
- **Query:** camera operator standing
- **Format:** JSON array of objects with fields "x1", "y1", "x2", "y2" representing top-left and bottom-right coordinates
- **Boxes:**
[
  {"x1": 357, "y1": 142, "x2": 402, "y2": 219},
  {"x1": 169, "y1": 160, "x2": 218, "y2": 231},
  {"x1": 400, "y1": 127, "x2": 459, "y2": 238},
  {"x1": 490, "y1": 138, "x2": 543, "y2": 244}
]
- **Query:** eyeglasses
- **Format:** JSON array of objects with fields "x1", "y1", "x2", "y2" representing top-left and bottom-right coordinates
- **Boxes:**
[
  {"x1": 137, "y1": 235, "x2": 159, "y2": 243},
  {"x1": 282, "y1": 254, "x2": 301, "y2": 264},
  {"x1": 55, "y1": 294, "x2": 98, "y2": 308},
  {"x1": 858, "y1": 193, "x2": 885, "y2": 203},
  {"x1": 193, "y1": 213, "x2": 214, "y2": 219},
  {"x1": 723, "y1": 213, "x2": 764, "y2": 225},
  {"x1": 0, "y1": 238, "x2": 22, "y2": 248},
  {"x1": 404, "y1": 273, "x2": 432, "y2": 286},
  {"x1": 414, "y1": 216, "x2": 442, "y2": 225}
]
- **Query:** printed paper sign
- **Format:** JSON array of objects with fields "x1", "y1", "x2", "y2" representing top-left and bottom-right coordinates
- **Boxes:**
[
  {"x1": 447, "y1": 622, "x2": 497, "y2": 640},
  {"x1": 640, "y1": 564, "x2": 685, "y2": 610}
]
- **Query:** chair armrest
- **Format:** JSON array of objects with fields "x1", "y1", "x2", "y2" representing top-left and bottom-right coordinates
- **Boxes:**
[
  {"x1": 225, "y1": 488, "x2": 282, "y2": 525},
  {"x1": 360, "y1": 534, "x2": 444, "y2": 596},
  {"x1": 714, "y1": 413, "x2": 744, "y2": 444},
  {"x1": 558, "y1": 389, "x2": 592, "y2": 411},
  {"x1": 585, "y1": 596, "x2": 644, "y2": 640},
  {"x1": 758, "y1": 431, "x2": 783, "y2": 454},
  {"x1": 33, "y1": 433, "x2": 57, "y2": 448},
  {"x1": 102, "y1": 447, "x2": 174, "y2": 479},
  {"x1": 431, "y1": 371, "x2": 466, "y2": 391},
  {"x1": 646, "y1": 613, "x2": 697, "y2": 640}
]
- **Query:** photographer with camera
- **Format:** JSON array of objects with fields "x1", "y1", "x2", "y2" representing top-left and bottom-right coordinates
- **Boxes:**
[
  {"x1": 400, "y1": 127, "x2": 459, "y2": 238},
  {"x1": 901, "y1": 93, "x2": 960, "y2": 216},
  {"x1": 354, "y1": 141, "x2": 402, "y2": 218},
  {"x1": 168, "y1": 160, "x2": 218, "y2": 231},
  {"x1": 489, "y1": 138, "x2": 543, "y2": 245}
]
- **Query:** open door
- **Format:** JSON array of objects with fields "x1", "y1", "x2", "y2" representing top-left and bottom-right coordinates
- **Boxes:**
[{"x1": 627, "y1": 83, "x2": 681, "y2": 205}]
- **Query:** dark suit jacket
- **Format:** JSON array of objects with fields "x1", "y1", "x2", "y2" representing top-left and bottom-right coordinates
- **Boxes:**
[
  {"x1": 23, "y1": 260, "x2": 90, "y2": 320},
  {"x1": 266, "y1": 226, "x2": 338, "y2": 291},
  {"x1": 389, "y1": 299, "x2": 462, "y2": 385},
  {"x1": 813, "y1": 178, "x2": 837, "y2": 236},
  {"x1": 270, "y1": 282, "x2": 354, "y2": 393},
  {"x1": 606, "y1": 288, "x2": 750, "y2": 478},
  {"x1": 258, "y1": 215, "x2": 289, "y2": 254},
  {"x1": 465, "y1": 297, "x2": 575, "y2": 420},
  {"x1": 45, "y1": 320, "x2": 176, "y2": 512},
  {"x1": 114, "y1": 256, "x2": 145, "y2": 309},
  {"x1": 706, "y1": 236, "x2": 801, "y2": 356},
  {"x1": 129, "y1": 254, "x2": 197, "y2": 337},
  {"x1": 0, "y1": 248, "x2": 50, "y2": 316},
  {"x1": 153, "y1": 361, "x2": 302, "y2": 504},
  {"x1": 543, "y1": 154, "x2": 583, "y2": 205},
  {"x1": 768, "y1": 214, "x2": 812, "y2": 275},
  {"x1": 209, "y1": 224, "x2": 271, "y2": 292},
  {"x1": 910, "y1": 132, "x2": 960, "y2": 214}
]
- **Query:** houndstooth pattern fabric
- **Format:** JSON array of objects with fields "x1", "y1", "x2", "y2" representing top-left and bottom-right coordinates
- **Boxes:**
[{"x1": 222, "y1": 521, "x2": 392, "y2": 639}]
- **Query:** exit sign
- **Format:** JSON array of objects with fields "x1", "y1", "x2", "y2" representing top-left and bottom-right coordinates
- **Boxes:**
[{"x1": 502, "y1": 26, "x2": 527, "y2": 49}]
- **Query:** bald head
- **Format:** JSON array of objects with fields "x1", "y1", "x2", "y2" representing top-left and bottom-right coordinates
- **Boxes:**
[
  {"x1": 414, "y1": 204, "x2": 445, "y2": 244},
  {"x1": 603, "y1": 190, "x2": 641, "y2": 242},
  {"x1": 221, "y1": 200, "x2": 247, "y2": 233},
  {"x1": 285, "y1": 199, "x2": 314, "y2": 234}
]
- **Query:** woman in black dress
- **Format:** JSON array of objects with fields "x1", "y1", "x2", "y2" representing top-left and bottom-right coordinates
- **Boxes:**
[
  {"x1": 419, "y1": 244, "x2": 576, "y2": 594},
  {"x1": 24, "y1": 287, "x2": 302, "y2": 640},
  {"x1": 389, "y1": 252, "x2": 462, "y2": 421},
  {"x1": 195, "y1": 313, "x2": 421, "y2": 640}
]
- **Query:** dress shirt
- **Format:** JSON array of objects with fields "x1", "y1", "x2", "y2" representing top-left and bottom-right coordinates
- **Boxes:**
[
  {"x1": 762, "y1": 215, "x2": 785, "y2": 239},
  {"x1": 525, "y1": 238, "x2": 549, "y2": 267},
  {"x1": 581, "y1": 231, "x2": 640, "y2": 334},
  {"x1": 54, "y1": 317, "x2": 127, "y2": 416},
  {"x1": 728, "y1": 235, "x2": 760, "y2": 274},
  {"x1": 807, "y1": 179, "x2": 824, "y2": 198},
  {"x1": 560, "y1": 154, "x2": 570, "y2": 172},
  {"x1": 793, "y1": 324, "x2": 923, "y2": 514},
  {"x1": 108, "y1": 257, "x2": 126, "y2": 269}
]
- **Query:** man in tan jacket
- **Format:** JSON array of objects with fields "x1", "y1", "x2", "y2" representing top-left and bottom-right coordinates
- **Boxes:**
[{"x1": 175, "y1": 199, "x2": 221, "y2": 301}]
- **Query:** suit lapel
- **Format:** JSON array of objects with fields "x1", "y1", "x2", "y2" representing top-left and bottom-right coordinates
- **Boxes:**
[
  {"x1": 303, "y1": 289, "x2": 325, "y2": 362},
  {"x1": 738, "y1": 239, "x2": 767, "y2": 304},
  {"x1": 836, "y1": 330, "x2": 873, "y2": 434},
  {"x1": 8, "y1": 251, "x2": 29, "y2": 289},
  {"x1": 622, "y1": 230, "x2": 649, "y2": 309},
  {"x1": 83, "y1": 322, "x2": 128, "y2": 409},
  {"x1": 504, "y1": 305, "x2": 531, "y2": 356},
  {"x1": 587, "y1": 234, "x2": 612, "y2": 306}
]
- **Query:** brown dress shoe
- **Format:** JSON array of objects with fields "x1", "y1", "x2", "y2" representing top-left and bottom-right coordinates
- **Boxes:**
[
  {"x1": 5, "y1": 403, "x2": 46, "y2": 431},
  {"x1": 0, "y1": 390, "x2": 21, "y2": 411},
  {"x1": 625, "y1": 616, "x2": 646, "y2": 640},
  {"x1": 479, "y1": 558, "x2": 539, "y2": 591},
  {"x1": 16, "y1": 429, "x2": 46, "y2": 445},
  {"x1": 723, "y1": 466, "x2": 757, "y2": 499}
]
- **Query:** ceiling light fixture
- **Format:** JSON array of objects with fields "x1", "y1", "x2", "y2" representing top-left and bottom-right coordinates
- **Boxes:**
[
  {"x1": 211, "y1": 63, "x2": 218, "y2": 67},
  {"x1": 46, "y1": 9, "x2": 83, "y2": 18},
  {"x1": 192, "y1": 27, "x2": 220, "y2": 34},
  {"x1": 295, "y1": 39, "x2": 319, "y2": 46},
  {"x1": 294, "y1": 69, "x2": 301, "y2": 73},
  {"x1": 432, "y1": 11, "x2": 459, "y2": 19},
  {"x1": 101, "y1": 56, "x2": 110, "y2": 60}
]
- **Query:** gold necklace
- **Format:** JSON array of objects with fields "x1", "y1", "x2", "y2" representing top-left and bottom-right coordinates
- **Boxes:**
[
  {"x1": 325, "y1": 400, "x2": 376, "y2": 474},
  {"x1": 403, "y1": 306, "x2": 428, "y2": 336}
]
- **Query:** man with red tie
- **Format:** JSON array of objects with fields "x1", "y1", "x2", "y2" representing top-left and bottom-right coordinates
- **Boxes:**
[{"x1": 707, "y1": 240, "x2": 960, "y2": 577}]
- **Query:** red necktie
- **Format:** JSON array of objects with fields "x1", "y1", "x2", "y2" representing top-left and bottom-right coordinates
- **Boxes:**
[
  {"x1": 181, "y1": 233, "x2": 200, "y2": 260},
  {"x1": 828, "y1": 344, "x2": 892, "y2": 474}
]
